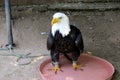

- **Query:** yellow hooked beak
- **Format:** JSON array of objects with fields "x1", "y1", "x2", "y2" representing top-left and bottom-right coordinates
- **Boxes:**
[{"x1": 51, "y1": 18, "x2": 60, "y2": 26}]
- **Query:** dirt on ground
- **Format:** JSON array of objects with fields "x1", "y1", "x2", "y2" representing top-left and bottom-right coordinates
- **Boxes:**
[{"x1": 0, "y1": 10, "x2": 120, "y2": 80}]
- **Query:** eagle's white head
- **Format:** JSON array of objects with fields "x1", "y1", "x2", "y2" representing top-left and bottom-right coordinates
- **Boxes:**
[{"x1": 51, "y1": 12, "x2": 71, "y2": 37}]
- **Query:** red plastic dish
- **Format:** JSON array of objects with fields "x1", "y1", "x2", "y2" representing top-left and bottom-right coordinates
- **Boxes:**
[{"x1": 39, "y1": 54, "x2": 114, "y2": 80}]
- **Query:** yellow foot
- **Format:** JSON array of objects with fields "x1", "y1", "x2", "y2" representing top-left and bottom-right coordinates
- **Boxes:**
[
  {"x1": 48, "y1": 66, "x2": 63, "y2": 74},
  {"x1": 72, "y1": 64, "x2": 83, "y2": 71}
]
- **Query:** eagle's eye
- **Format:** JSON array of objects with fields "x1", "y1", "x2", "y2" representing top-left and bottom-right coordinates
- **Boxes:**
[{"x1": 59, "y1": 17, "x2": 62, "y2": 19}]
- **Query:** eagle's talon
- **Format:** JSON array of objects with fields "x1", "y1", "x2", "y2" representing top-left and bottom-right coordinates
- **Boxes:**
[
  {"x1": 48, "y1": 66, "x2": 62, "y2": 74},
  {"x1": 73, "y1": 64, "x2": 81, "y2": 70},
  {"x1": 73, "y1": 64, "x2": 80, "y2": 69}
]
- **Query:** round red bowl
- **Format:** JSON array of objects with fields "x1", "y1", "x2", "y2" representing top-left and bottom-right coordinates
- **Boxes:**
[{"x1": 39, "y1": 54, "x2": 114, "y2": 80}]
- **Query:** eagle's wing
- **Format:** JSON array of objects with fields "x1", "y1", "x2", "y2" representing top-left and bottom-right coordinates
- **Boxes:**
[
  {"x1": 47, "y1": 31, "x2": 54, "y2": 50},
  {"x1": 75, "y1": 30, "x2": 84, "y2": 53}
]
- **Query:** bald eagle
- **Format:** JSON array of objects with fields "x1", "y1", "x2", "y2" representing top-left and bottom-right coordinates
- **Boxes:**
[{"x1": 47, "y1": 12, "x2": 84, "y2": 73}]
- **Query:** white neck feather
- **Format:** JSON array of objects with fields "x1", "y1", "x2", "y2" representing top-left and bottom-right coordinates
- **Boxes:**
[{"x1": 52, "y1": 23, "x2": 70, "y2": 37}]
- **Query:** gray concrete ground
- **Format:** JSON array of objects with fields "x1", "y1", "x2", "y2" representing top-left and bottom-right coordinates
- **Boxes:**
[{"x1": 0, "y1": 10, "x2": 120, "y2": 80}]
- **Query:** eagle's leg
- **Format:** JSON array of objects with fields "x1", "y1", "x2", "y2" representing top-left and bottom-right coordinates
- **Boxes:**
[
  {"x1": 72, "y1": 51, "x2": 81, "y2": 70},
  {"x1": 49, "y1": 51, "x2": 62, "y2": 73}
]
